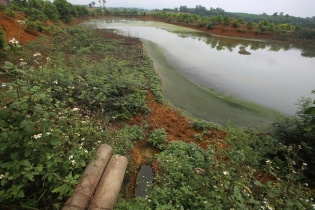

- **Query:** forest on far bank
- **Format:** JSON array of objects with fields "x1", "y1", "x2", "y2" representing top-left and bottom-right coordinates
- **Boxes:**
[
  {"x1": 154, "y1": 5, "x2": 315, "y2": 40},
  {"x1": 159, "y1": 5, "x2": 315, "y2": 28}
]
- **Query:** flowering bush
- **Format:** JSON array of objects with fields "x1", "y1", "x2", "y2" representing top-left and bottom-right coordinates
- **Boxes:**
[
  {"x1": 117, "y1": 131, "x2": 315, "y2": 209},
  {"x1": 0, "y1": 26, "x2": 161, "y2": 208}
]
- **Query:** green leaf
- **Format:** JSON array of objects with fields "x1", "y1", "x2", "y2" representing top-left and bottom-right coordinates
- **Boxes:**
[
  {"x1": 21, "y1": 160, "x2": 31, "y2": 167},
  {"x1": 304, "y1": 107, "x2": 315, "y2": 115},
  {"x1": 0, "y1": 108, "x2": 13, "y2": 121},
  {"x1": 26, "y1": 173, "x2": 34, "y2": 181},
  {"x1": 50, "y1": 138, "x2": 61, "y2": 146},
  {"x1": 3, "y1": 61, "x2": 14, "y2": 71},
  {"x1": 20, "y1": 119, "x2": 35, "y2": 136},
  {"x1": 10, "y1": 152, "x2": 19, "y2": 160}
]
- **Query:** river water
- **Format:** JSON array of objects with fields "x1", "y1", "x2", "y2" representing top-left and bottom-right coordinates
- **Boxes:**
[{"x1": 83, "y1": 18, "x2": 315, "y2": 127}]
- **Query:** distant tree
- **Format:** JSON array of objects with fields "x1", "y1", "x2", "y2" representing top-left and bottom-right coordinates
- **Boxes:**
[
  {"x1": 236, "y1": 17, "x2": 244, "y2": 24},
  {"x1": 43, "y1": 1, "x2": 58, "y2": 21},
  {"x1": 223, "y1": 15, "x2": 231, "y2": 26},
  {"x1": 272, "y1": 12, "x2": 278, "y2": 16},
  {"x1": 179, "y1": 6, "x2": 188, "y2": 13},
  {"x1": 246, "y1": 21, "x2": 254, "y2": 30},
  {"x1": 53, "y1": 0, "x2": 73, "y2": 22}
]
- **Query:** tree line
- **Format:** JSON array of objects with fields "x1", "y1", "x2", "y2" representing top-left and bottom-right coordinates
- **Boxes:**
[
  {"x1": 153, "y1": 10, "x2": 315, "y2": 40},
  {"x1": 159, "y1": 5, "x2": 315, "y2": 28}
]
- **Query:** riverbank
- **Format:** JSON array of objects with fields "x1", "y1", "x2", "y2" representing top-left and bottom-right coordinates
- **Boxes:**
[
  {"x1": 1, "y1": 10, "x2": 314, "y2": 209},
  {"x1": 137, "y1": 15, "x2": 274, "y2": 40}
]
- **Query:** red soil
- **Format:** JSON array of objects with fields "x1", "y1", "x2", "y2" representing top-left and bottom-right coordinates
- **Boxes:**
[{"x1": 0, "y1": 11, "x2": 38, "y2": 44}]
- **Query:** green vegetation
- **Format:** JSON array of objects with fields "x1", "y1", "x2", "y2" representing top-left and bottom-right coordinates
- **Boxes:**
[
  {"x1": 0, "y1": 26, "x2": 4, "y2": 50},
  {"x1": 148, "y1": 128, "x2": 167, "y2": 150},
  {"x1": 0, "y1": 24, "x2": 161, "y2": 208},
  {"x1": 0, "y1": 1, "x2": 315, "y2": 209},
  {"x1": 6, "y1": 0, "x2": 89, "y2": 24},
  {"x1": 117, "y1": 136, "x2": 314, "y2": 209},
  {"x1": 153, "y1": 8, "x2": 315, "y2": 40},
  {"x1": 160, "y1": 5, "x2": 315, "y2": 28},
  {"x1": 272, "y1": 97, "x2": 315, "y2": 182}
]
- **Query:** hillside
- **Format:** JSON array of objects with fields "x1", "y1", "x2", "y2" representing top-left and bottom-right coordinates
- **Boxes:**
[{"x1": 1, "y1": 6, "x2": 315, "y2": 210}]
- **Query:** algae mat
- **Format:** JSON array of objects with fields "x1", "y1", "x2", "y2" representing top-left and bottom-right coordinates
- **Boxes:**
[{"x1": 143, "y1": 40, "x2": 280, "y2": 129}]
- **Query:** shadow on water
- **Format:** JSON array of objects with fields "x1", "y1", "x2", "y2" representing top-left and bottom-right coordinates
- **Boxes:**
[{"x1": 164, "y1": 29, "x2": 315, "y2": 58}]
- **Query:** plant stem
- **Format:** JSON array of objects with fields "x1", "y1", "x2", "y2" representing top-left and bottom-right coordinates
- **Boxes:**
[{"x1": 13, "y1": 50, "x2": 20, "y2": 101}]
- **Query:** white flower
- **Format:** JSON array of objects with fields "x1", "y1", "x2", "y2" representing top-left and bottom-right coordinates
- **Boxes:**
[
  {"x1": 303, "y1": 163, "x2": 307, "y2": 166},
  {"x1": 71, "y1": 159, "x2": 76, "y2": 165},
  {"x1": 33, "y1": 52, "x2": 42, "y2": 57},
  {"x1": 16, "y1": 20, "x2": 25, "y2": 24},
  {"x1": 20, "y1": 61, "x2": 27, "y2": 66},
  {"x1": 53, "y1": 80, "x2": 58, "y2": 84},
  {"x1": 72, "y1": 107, "x2": 80, "y2": 111},
  {"x1": 46, "y1": 57, "x2": 51, "y2": 61},
  {"x1": 9, "y1": 86, "x2": 13, "y2": 90},
  {"x1": 46, "y1": 132, "x2": 51, "y2": 135},
  {"x1": 1, "y1": 83, "x2": 6, "y2": 87},
  {"x1": 84, "y1": 150, "x2": 88, "y2": 153},
  {"x1": 223, "y1": 171, "x2": 230, "y2": 176},
  {"x1": 0, "y1": 174, "x2": 4, "y2": 179},
  {"x1": 9, "y1": 37, "x2": 19, "y2": 46},
  {"x1": 69, "y1": 155, "x2": 73, "y2": 160},
  {"x1": 266, "y1": 160, "x2": 272, "y2": 164},
  {"x1": 33, "y1": 133, "x2": 42, "y2": 139}
]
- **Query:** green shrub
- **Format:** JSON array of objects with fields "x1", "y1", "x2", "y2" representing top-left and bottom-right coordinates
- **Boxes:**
[
  {"x1": 28, "y1": 8, "x2": 48, "y2": 21},
  {"x1": 25, "y1": 20, "x2": 46, "y2": 33},
  {"x1": 148, "y1": 128, "x2": 167, "y2": 150},
  {"x1": 192, "y1": 119, "x2": 221, "y2": 130},
  {"x1": 0, "y1": 26, "x2": 5, "y2": 50},
  {"x1": 0, "y1": 4, "x2": 5, "y2": 11},
  {"x1": 272, "y1": 97, "x2": 315, "y2": 181},
  {"x1": 247, "y1": 21, "x2": 254, "y2": 30},
  {"x1": 5, "y1": 9, "x2": 15, "y2": 17},
  {"x1": 198, "y1": 21, "x2": 206, "y2": 27},
  {"x1": 0, "y1": 24, "x2": 160, "y2": 208},
  {"x1": 207, "y1": 22, "x2": 215, "y2": 30},
  {"x1": 232, "y1": 22, "x2": 238, "y2": 28},
  {"x1": 119, "y1": 133, "x2": 314, "y2": 209}
]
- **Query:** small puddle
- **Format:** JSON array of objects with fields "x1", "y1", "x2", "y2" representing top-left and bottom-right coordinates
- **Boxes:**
[{"x1": 135, "y1": 164, "x2": 153, "y2": 197}]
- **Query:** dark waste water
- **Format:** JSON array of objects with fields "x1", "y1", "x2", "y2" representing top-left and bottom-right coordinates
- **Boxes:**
[{"x1": 135, "y1": 165, "x2": 153, "y2": 197}]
